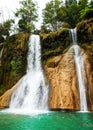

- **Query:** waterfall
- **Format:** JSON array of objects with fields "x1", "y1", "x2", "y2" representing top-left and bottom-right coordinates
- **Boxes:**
[
  {"x1": 69, "y1": 28, "x2": 88, "y2": 111},
  {"x1": 9, "y1": 35, "x2": 49, "y2": 112},
  {"x1": 0, "y1": 48, "x2": 4, "y2": 61}
]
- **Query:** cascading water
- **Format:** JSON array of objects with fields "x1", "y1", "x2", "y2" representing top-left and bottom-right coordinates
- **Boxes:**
[
  {"x1": 9, "y1": 35, "x2": 49, "y2": 113},
  {"x1": 69, "y1": 28, "x2": 88, "y2": 111},
  {"x1": 0, "y1": 48, "x2": 4, "y2": 61}
]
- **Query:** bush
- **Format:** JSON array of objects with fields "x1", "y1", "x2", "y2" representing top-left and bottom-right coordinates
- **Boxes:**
[{"x1": 80, "y1": 8, "x2": 93, "y2": 20}]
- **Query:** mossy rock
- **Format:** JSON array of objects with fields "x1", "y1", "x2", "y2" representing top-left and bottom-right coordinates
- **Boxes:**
[
  {"x1": 77, "y1": 18, "x2": 93, "y2": 43},
  {"x1": 0, "y1": 32, "x2": 30, "y2": 96},
  {"x1": 41, "y1": 28, "x2": 70, "y2": 62}
]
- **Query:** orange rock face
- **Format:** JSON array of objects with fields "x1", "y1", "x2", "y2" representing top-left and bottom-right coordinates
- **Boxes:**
[
  {"x1": 0, "y1": 78, "x2": 23, "y2": 109},
  {"x1": 1, "y1": 47, "x2": 93, "y2": 111},
  {"x1": 45, "y1": 49, "x2": 80, "y2": 110},
  {"x1": 45, "y1": 47, "x2": 93, "y2": 111},
  {"x1": 0, "y1": 87, "x2": 15, "y2": 108},
  {"x1": 83, "y1": 52, "x2": 93, "y2": 110}
]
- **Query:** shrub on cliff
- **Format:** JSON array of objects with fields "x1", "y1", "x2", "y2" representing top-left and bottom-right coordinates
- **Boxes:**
[
  {"x1": 77, "y1": 18, "x2": 93, "y2": 43},
  {"x1": 80, "y1": 8, "x2": 93, "y2": 20},
  {"x1": 0, "y1": 19, "x2": 14, "y2": 38}
]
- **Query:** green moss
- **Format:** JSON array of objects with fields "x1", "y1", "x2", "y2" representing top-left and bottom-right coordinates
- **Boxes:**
[
  {"x1": 41, "y1": 28, "x2": 70, "y2": 62},
  {"x1": 0, "y1": 32, "x2": 30, "y2": 96},
  {"x1": 77, "y1": 18, "x2": 93, "y2": 43},
  {"x1": 0, "y1": 85, "x2": 6, "y2": 96},
  {"x1": 81, "y1": 43, "x2": 93, "y2": 53},
  {"x1": 0, "y1": 19, "x2": 93, "y2": 96}
]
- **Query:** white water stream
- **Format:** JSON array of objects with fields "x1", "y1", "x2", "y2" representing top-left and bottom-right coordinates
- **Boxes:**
[
  {"x1": 70, "y1": 28, "x2": 87, "y2": 111},
  {"x1": 9, "y1": 35, "x2": 49, "y2": 113},
  {"x1": 0, "y1": 48, "x2": 4, "y2": 61}
]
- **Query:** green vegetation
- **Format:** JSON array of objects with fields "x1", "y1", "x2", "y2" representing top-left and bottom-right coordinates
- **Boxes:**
[
  {"x1": 42, "y1": 0, "x2": 93, "y2": 31},
  {"x1": 0, "y1": 19, "x2": 14, "y2": 40},
  {"x1": 80, "y1": 8, "x2": 93, "y2": 20},
  {"x1": 77, "y1": 18, "x2": 93, "y2": 43},
  {"x1": 0, "y1": 33, "x2": 30, "y2": 96},
  {"x1": 0, "y1": 0, "x2": 93, "y2": 34},
  {"x1": 15, "y1": 0, "x2": 38, "y2": 33},
  {"x1": 0, "y1": 0, "x2": 93, "y2": 95},
  {"x1": 41, "y1": 28, "x2": 70, "y2": 62},
  {"x1": 42, "y1": 0, "x2": 63, "y2": 32}
]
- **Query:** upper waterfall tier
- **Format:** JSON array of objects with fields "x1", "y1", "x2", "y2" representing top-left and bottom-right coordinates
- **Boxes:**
[{"x1": 69, "y1": 28, "x2": 77, "y2": 45}]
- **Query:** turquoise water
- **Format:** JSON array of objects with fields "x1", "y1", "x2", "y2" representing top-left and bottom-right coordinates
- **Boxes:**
[{"x1": 0, "y1": 111, "x2": 93, "y2": 130}]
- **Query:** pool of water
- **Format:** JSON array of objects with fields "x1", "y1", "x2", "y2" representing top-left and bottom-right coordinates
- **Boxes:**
[{"x1": 0, "y1": 111, "x2": 93, "y2": 130}]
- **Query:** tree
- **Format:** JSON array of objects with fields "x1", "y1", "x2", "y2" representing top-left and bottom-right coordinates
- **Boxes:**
[
  {"x1": 40, "y1": 25, "x2": 51, "y2": 33},
  {"x1": 0, "y1": 19, "x2": 14, "y2": 38},
  {"x1": 65, "y1": 0, "x2": 77, "y2": 7},
  {"x1": 42, "y1": 0, "x2": 90, "y2": 31},
  {"x1": 89, "y1": 0, "x2": 93, "y2": 8},
  {"x1": 80, "y1": 8, "x2": 93, "y2": 20},
  {"x1": 42, "y1": 0, "x2": 64, "y2": 32},
  {"x1": 60, "y1": 0, "x2": 88, "y2": 27},
  {"x1": 78, "y1": 0, "x2": 88, "y2": 9},
  {"x1": 42, "y1": 0, "x2": 79, "y2": 29},
  {"x1": 60, "y1": 1, "x2": 79, "y2": 28},
  {"x1": 15, "y1": 0, "x2": 38, "y2": 33}
]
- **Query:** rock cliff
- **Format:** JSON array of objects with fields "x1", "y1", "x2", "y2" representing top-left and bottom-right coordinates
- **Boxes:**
[
  {"x1": 0, "y1": 78, "x2": 23, "y2": 108},
  {"x1": 44, "y1": 47, "x2": 93, "y2": 111},
  {"x1": 0, "y1": 18, "x2": 93, "y2": 111},
  {"x1": 1, "y1": 46, "x2": 93, "y2": 110},
  {"x1": 0, "y1": 33, "x2": 29, "y2": 96}
]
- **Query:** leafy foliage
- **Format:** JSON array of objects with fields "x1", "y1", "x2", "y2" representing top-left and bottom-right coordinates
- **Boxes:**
[
  {"x1": 0, "y1": 19, "x2": 14, "y2": 38},
  {"x1": 42, "y1": 0, "x2": 93, "y2": 31},
  {"x1": 65, "y1": 0, "x2": 77, "y2": 7},
  {"x1": 89, "y1": 0, "x2": 93, "y2": 8},
  {"x1": 61, "y1": 1, "x2": 79, "y2": 28},
  {"x1": 15, "y1": 0, "x2": 38, "y2": 33},
  {"x1": 80, "y1": 8, "x2": 93, "y2": 20},
  {"x1": 42, "y1": 0, "x2": 64, "y2": 32}
]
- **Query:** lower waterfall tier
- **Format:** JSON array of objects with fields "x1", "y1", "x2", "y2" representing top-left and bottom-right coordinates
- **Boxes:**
[{"x1": 0, "y1": 47, "x2": 93, "y2": 111}]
